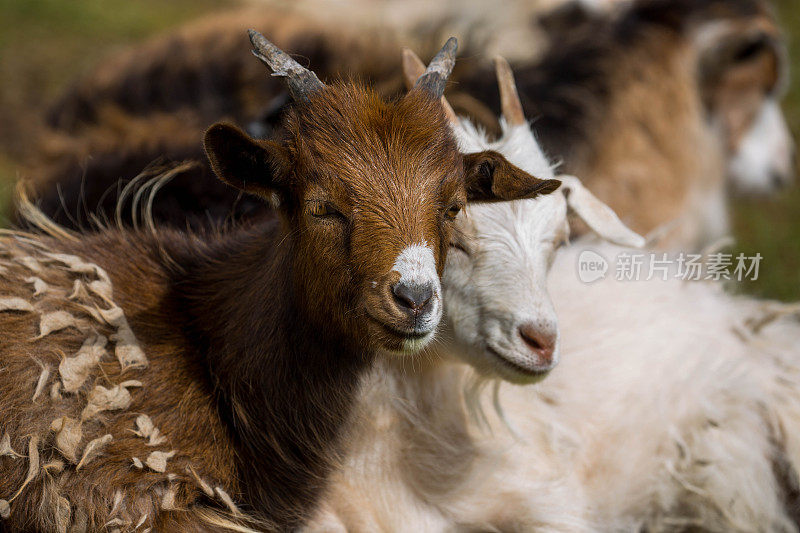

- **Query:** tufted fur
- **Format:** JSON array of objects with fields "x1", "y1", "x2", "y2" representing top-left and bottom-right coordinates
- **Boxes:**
[{"x1": 504, "y1": 243, "x2": 800, "y2": 531}]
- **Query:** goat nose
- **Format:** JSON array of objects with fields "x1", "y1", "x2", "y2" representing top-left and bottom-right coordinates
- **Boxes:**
[
  {"x1": 518, "y1": 323, "x2": 556, "y2": 366},
  {"x1": 392, "y1": 282, "x2": 433, "y2": 314}
]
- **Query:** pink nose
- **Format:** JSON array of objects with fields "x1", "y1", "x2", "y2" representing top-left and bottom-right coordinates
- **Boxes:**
[{"x1": 518, "y1": 323, "x2": 556, "y2": 367}]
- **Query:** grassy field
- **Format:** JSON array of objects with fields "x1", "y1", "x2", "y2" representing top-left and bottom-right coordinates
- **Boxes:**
[{"x1": 0, "y1": 0, "x2": 798, "y2": 300}]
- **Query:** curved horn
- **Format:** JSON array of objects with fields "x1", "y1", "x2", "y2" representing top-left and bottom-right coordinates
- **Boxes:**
[
  {"x1": 402, "y1": 48, "x2": 458, "y2": 124},
  {"x1": 248, "y1": 29, "x2": 325, "y2": 101},
  {"x1": 494, "y1": 56, "x2": 526, "y2": 126},
  {"x1": 413, "y1": 37, "x2": 458, "y2": 99}
]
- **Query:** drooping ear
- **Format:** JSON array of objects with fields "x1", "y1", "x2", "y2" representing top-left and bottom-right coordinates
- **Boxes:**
[
  {"x1": 204, "y1": 122, "x2": 290, "y2": 199},
  {"x1": 464, "y1": 150, "x2": 561, "y2": 202},
  {"x1": 558, "y1": 174, "x2": 646, "y2": 248}
]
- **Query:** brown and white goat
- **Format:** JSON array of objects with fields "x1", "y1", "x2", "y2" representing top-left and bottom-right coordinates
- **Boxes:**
[
  {"x1": 0, "y1": 34, "x2": 554, "y2": 531},
  {"x1": 455, "y1": 0, "x2": 794, "y2": 248}
]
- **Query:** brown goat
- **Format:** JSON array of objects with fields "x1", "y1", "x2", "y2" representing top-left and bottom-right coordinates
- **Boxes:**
[
  {"x1": 21, "y1": 0, "x2": 792, "y2": 249},
  {"x1": 0, "y1": 34, "x2": 556, "y2": 531}
]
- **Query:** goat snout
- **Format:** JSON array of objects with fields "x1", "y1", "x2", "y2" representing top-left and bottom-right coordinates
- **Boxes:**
[
  {"x1": 518, "y1": 322, "x2": 557, "y2": 367},
  {"x1": 392, "y1": 282, "x2": 434, "y2": 316}
]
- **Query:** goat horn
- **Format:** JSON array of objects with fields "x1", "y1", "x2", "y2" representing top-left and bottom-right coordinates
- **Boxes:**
[
  {"x1": 494, "y1": 56, "x2": 526, "y2": 127},
  {"x1": 402, "y1": 48, "x2": 459, "y2": 124},
  {"x1": 248, "y1": 29, "x2": 325, "y2": 101},
  {"x1": 413, "y1": 37, "x2": 458, "y2": 99}
]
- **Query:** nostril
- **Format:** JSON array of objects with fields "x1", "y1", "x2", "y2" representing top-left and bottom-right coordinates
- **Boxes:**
[
  {"x1": 392, "y1": 283, "x2": 433, "y2": 313},
  {"x1": 519, "y1": 329, "x2": 542, "y2": 350},
  {"x1": 518, "y1": 323, "x2": 556, "y2": 364}
]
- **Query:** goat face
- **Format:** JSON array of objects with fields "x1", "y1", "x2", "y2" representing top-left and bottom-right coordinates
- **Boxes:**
[
  {"x1": 445, "y1": 122, "x2": 645, "y2": 384},
  {"x1": 204, "y1": 83, "x2": 555, "y2": 355},
  {"x1": 443, "y1": 123, "x2": 568, "y2": 383},
  {"x1": 696, "y1": 5, "x2": 795, "y2": 195},
  {"x1": 283, "y1": 86, "x2": 462, "y2": 354},
  {"x1": 433, "y1": 52, "x2": 643, "y2": 383}
]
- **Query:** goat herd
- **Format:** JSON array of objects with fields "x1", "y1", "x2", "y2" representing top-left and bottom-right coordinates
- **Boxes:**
[{"x1": 0, "y1": 0, "x2": 799, "y2": 531}]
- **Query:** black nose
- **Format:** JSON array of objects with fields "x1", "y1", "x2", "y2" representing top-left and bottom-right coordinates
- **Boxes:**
[{"x1": 392, "y1": 282, "x2": 434, "y2": 315}]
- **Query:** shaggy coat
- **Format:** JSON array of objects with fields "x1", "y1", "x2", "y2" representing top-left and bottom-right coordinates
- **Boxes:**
[{"x1": 310, "y1": 243, "x2": 800, "y2": 532}]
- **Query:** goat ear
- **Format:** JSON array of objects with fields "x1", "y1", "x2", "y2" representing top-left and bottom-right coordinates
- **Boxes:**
[
  {"x1": 464, "y1": 151, "x2": 561, "y2": 202},
  {"x1": 204, "y1": 123, "x2": 290, "y2": 199},
  {"x1": 559, "y1": 175, "x2": 646, "y2": 248}
]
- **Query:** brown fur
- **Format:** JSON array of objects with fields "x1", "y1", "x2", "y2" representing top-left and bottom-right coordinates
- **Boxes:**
[
  {"x1": 0, "y1": 79, "x2": 552, "y2": 531},
  {"x1": 26, "y1": 110, "x2": 255, "y2": 232},
  {"x1": 21, "y1": 6, "x2": 410, "y2": 230}
]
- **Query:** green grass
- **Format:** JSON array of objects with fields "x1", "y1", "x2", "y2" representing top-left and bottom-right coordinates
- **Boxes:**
[
  {"x1": 0, "y1": 0, "x2": 236, "y2": 158},
  {"x1": 0, "y1": 0, "x2": 798, "y2": 300}
]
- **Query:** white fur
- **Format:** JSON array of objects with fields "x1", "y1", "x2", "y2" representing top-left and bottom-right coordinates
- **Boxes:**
[
  {"x1": 496, "y1": 244, "x2": 800, "y2": 531},
  {"x1": 729, "y1": 99, "x2": 795, "y2": 195}
]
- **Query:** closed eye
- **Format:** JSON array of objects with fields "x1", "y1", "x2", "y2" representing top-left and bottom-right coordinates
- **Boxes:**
[
  {"x1": 308, "y1": 201, "x2": 346, "y2": 221},
  {"x1": 444, "y1": 203, "x2": 463, "y2": 221},
  {"x1": 449, "y1": 241, "x2": 470, "y2": 256},
  {"x1": 449, "y1": 227, "x2": 472, "y2": 256},
  {"x1": 540, "y1": 235, "x2": 568, "y2": 249}
]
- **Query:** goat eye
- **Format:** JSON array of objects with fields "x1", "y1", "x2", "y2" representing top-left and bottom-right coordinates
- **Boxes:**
[
  {"x1": 449, "y1": 241, "x2": 470, "y2": 256},
  {"x1": 444, "y1": 204, "x2": 462, "y2": 220},
  {"x1": 308, "y1": 202, "x2": 342, "y2": 219}
]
